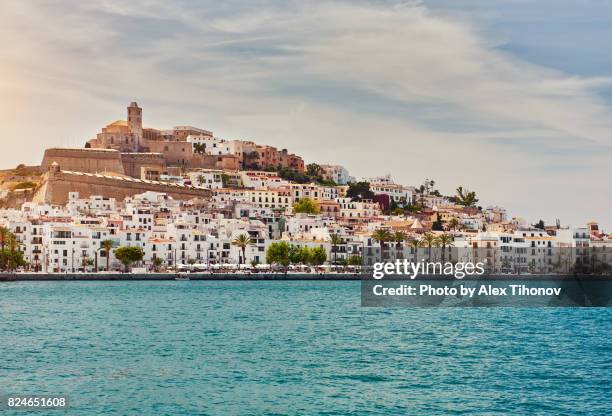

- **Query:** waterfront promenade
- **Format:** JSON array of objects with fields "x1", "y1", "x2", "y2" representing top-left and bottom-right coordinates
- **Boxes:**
[
  {"x1": 2, "y1": 272, "x2": 610, "y2": 282},
  {"x1": 0, "y1": 272, "x2": 363, "y2": 281}
]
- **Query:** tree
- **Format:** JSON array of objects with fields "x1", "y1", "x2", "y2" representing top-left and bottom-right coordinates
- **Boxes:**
[
  {"x1": 306, "y1": 163, "x2": 323, "y2": 179},
  {"x1": 423, "y1": 178, "x2": 436, "y2": 195},
  {"x1": 534, "y1": 219, "x2": 545, "y2": 230},
  {"x1": 152, "y1": 257, "x2": 164, "y2": 272},
  {"x1": 308, "y1": 246, "x2": 327, "y2": 266},
  {"x1": 431, "y1": 214, "x2": 444, "y2": 231},
  {"x1": 243, "y1": 151, "x2": 260, "y2": 169},
  {"x1": 266, "y1": 241, "x2": 290, "y2": 268},
  {"x1": 0, "y1": 226, "x2": 11, "y2": 252},
  {"x1": 288, "y1": 245, "x2": 307, "y2": 265},
  {"x1": 330, "y1": 234, "x2": 343, "y2": 265},
  {"x1": 454, "y1": 186, "x2": 479, "y2": 207},
  {"x1": 408, "y1": 237, "x2": 421, "y2": 262},
  {"x1": 346, "y1": 181, "x2": 374, "y2": 201},
  {"x1": 372, "y1": 229, "x2": 392, "y2": 243},
  {"x1": 420, "y1": 232, "x2": 438, "y2": 261},
  {"x1": 0, "y1": 227, "x2": 25, "y2": 271},
  {"x1": 0, "y1": 226, "x2": 14, "y2": 270},
  {"x1": 436, "y1": 233, "x2": 454, "y2": 263},
  {"x1": 372, "y1": 229, "x2": 393, "y2": 260},
  {"x1": 393, "y1": 231, "x2": 407, "y2": 246},
  {"x1": 372, "y1": 229, "x2": 393, "y2": 245},
  {"x1": 347, "y1": 255, "x2": 362, "y2": 266},
  {"x1": 114, "y1": 246, "x2": 144, "y2": 272},
  {"x1": 232, "y1": 233, "x2": 253, "y2": 264},
  {"x1": 448, "y1": 217, "x2": 460, "y2": 231},
  {"x1": 318, "y1": 179, "x2": 337, "y2": 186},
  {"x1": 220, "y1": 173, "x2": 231, "y2": 188},
  {"x1": 293, "y1": 198, "x2": 320, "y2": 214},
  {"x1": 0, "y1": 248, "x2": 27, "y2": 271},
  {"x1": 405, "y1": 203, "x2": 423, "y2": 214},
  {"x1": 193, "y1": 143, "x2": 206, "y2": 154},
  {"x1": 385, "y1": 199, "x2": 399, "y2": 215},
  {"x1": 276, "y1": 166, "x2": 311, "y2": 184},
  {"x1": 82, "y1": 257, "x2": 94, "y2": 270},
  {"x1": 101, "y1": 239, "x2": 114, "y2": 271}
]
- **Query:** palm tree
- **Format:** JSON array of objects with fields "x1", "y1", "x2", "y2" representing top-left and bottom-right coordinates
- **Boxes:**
[
  {"x1": 232, "y1": 234, "x2": 252, "y2": 265},
  {"x1": 101, "y1": 239, "x2": 114, "y2": 272},
  {"x1": 330, "y1": 234, "x2": 342, "y2": 265},
  {"x1": 455, "y1": 186, "x2": 479, "y2": 207},
  {"x1": 436, "y1": 233, "x2": 454, "y2": 263},
  {"x1": 393, "y1": 231, "x2": 407, "y2": 258},
  {"x1": 394, "y1": 231, "x2": 407, "y2": 243},
  {"x1": 372, "y1": 229, "x2": 393, "y2": 260},
  {"x1": 420, "y1": 232, "x2": 437, "y2": 261},
  {"x1": 408, "y1": 237, "x2": 421, "y2": 262},
  {"x1": 447, "y1": 217, "x2": 460, "y2": 232}
]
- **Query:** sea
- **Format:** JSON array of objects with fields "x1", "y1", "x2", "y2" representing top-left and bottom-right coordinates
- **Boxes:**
[{"x1": 1, "y1": 280, "x2": 610, "y2": 415}]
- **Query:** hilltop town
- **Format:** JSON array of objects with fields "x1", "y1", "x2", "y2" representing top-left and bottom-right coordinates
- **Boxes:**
[{"x1": 0, "y1": 102, "x2": 609, "y2": 273}]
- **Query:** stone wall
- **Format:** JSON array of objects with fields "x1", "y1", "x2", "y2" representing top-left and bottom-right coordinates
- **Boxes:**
[
  {"x1": 41, "y1": 148, "x2": 125, "y2": 175},
  {"x1": 144, "y1": 139, "x2": 193, "y2": 166},
  {"x1": 38, "y1": 168, "x2": 211, "y2": 205},
  {"x1": 120, "y1": 152, "x2": 166, "y2": 178},
  {"x1": 143, "y1": 140, "x2": 240, "y2": 171}
]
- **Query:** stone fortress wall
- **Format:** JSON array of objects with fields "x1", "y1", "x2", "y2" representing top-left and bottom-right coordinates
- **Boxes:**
[
  {"x1": 41, "y1": 148, "x2": 169, "y2": 180},
  {"x1": 36, "y1": 163, "x2": 211, "y2": 205},
  {"x1": 41, "y1": 148, "x2": 126, "y2": 175}
]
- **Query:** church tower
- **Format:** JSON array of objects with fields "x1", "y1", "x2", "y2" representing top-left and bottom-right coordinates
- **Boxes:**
[{"x1": 127, "y1": 101, "x2": 143, "y2": 150}]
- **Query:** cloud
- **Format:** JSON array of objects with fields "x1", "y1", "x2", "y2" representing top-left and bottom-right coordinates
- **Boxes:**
[{"x1": 0, "y1": 0, "x2": 610, "y2": 228}]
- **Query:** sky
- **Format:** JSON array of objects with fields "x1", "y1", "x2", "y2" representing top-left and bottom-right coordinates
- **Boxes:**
[{"x1": 0, "y1": 0, "x2": 610, "y2": 230}]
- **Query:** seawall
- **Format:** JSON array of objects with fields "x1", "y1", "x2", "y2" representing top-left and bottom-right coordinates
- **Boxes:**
[{"x1": 0, "y1": 273, "x2": 363, "y2": 281}]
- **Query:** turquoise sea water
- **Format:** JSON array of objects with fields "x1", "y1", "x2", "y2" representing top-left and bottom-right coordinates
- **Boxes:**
[{"x1": 1, "y1": 281, "x2": 610, "y2": 415}]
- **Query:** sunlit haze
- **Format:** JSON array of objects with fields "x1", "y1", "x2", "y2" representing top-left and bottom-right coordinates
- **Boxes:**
[{"x1": 1, "y1": 0, "x2": 610, "y2": 229}]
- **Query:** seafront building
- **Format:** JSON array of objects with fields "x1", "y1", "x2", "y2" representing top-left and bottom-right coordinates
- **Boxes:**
[{"x1": 1, "y1": 186, "x2": 609, "y2": 273}]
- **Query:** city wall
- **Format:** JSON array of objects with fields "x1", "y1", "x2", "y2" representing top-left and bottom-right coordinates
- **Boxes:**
[
  {"x1": 41, "y1": 148, "x2": 126, "y2": 175},
  {"x1": 37, "y1": 168, "x2": 211, "y2": 205}
]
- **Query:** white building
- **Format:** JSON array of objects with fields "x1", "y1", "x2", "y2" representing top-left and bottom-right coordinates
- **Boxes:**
[
  {"x1": 320, "y1": 164, "x2": 351, "y2": 185},
  {"x1": 187, "y1": 169, "x2": 224, "y2": 190}
]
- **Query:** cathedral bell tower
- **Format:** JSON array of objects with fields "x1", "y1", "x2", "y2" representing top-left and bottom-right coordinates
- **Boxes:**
[{"x1": 127, "y1": 101, "x2": 143, "y2": 151}]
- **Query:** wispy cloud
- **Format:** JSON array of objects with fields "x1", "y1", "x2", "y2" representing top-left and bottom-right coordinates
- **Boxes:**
[{"x1": 0, "y1": 0, "x2": 610, "y2": 227}]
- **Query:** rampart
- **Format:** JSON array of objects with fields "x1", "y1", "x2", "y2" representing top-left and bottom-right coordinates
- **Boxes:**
[
  {"x1": 41, "y1": 148, "x2": 125, "y2": 175},
  {"x1": 37, "y1": 167, "x2": 211, "y2": 205}
]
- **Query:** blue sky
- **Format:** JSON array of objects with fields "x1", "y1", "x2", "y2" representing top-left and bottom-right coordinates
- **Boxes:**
[{"x1": 0, "y1": 0, "x2": 610, "y2": 229}]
